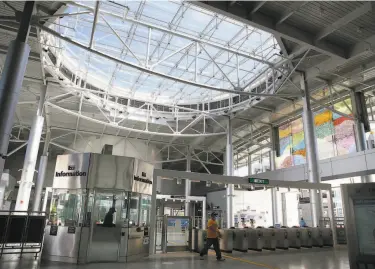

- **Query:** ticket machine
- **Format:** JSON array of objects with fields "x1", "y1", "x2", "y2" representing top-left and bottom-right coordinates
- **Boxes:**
[
  {"x1": 42, "y1": 153, "x2": 153, "y2": 264},
  {"x1": 342, "y1": 183, "x2": 375, "y2": 269}
]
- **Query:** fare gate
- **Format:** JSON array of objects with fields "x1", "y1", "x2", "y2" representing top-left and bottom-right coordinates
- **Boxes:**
[{"x1": 160, "y1": 216, "x2": 191, "y2": 253}]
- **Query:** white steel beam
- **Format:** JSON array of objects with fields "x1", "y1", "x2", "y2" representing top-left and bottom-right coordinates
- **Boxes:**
[
  {"x1": 65, "y1": 1, "x2": 274, "y2": 66},
  {"x1": 154, "y1": 169, "x2": 332, "y2": 190},
  {"x1": 46, "y1": 101, "x2": 227, "y2": 137},
  {"x1": 89, "y1": 1, "x2": 100, "y2": 49},
  {"x1": 49, "y1": 141, "x2": 79, "y2": 153}
]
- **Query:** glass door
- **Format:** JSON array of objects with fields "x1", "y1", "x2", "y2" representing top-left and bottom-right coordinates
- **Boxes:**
[{"x1": 88, "y1": 189, "x2": 126, "y2": 262}]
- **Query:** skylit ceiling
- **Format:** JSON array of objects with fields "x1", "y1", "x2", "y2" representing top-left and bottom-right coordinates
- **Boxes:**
[{"x1": 43, "y1": 0, "x2": 282, "y2": 105}]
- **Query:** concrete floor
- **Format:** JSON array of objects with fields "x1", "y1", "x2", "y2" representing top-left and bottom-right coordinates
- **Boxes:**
[{"x1": 1, "y1": 246, "x2": 349, "y2": 269}]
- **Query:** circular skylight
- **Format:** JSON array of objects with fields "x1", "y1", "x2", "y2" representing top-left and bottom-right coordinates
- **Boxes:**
[{"x1": 42, "y1": 0, "x2": 283, "y2": 106}]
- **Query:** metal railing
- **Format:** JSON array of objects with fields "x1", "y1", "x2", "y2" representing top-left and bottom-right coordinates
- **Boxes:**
[{"x1": 0, "y1": 211, "x2": 46, "y2": 259}]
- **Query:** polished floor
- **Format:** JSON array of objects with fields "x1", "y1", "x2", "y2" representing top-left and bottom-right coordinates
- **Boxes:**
[{"x1": 1, "y1": 246, "x2": 349, "y2": 269}]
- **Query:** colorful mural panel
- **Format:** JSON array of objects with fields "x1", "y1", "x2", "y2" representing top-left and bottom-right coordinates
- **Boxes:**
[{"x1": 276, "y1": 99, "x2": 356, "y2": 169}]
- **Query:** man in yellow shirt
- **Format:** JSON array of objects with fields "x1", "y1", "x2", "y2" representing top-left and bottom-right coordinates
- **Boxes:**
[{"x1": 199, "y1": 212, "x2": 225, "y2": 261}]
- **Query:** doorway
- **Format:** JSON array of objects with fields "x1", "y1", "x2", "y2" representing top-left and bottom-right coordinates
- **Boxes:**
[{"x1": 88, "y1": 189, "x2": 127, "y2": 262}]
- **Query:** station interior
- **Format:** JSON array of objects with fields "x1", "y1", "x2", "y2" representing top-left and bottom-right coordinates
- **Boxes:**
[{"x1": 1, "y1": 1, "x2": 375, "y2": 269}]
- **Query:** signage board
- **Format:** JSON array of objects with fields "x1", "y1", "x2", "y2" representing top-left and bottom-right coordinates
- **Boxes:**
[
  {"x1": 53, "y1": 153, "x2": 91, "y2": 189},
  {"x1": 68, "y1": 226, "x2": 76, "y2": 234},
  {"x1": 132, "y1": 160, "x2": 154, "y2": 195},
  {"x1": 248, "y1": 178, "x2": 269, "y2": 185}
]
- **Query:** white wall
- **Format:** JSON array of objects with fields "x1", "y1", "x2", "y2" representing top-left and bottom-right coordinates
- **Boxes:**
[
  {"x1": 233, "y1": 189, "x2": 273, "y2": 227},
  {"x1": 206, "y1": 190, "x2": 227, "y2": 211}
]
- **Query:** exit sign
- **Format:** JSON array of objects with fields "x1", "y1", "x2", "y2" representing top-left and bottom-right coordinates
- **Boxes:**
[{"x1": 248, "y1": 178, "x2": 269, "y2": 185}]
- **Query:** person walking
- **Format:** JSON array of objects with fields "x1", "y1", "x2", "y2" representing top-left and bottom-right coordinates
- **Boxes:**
[
  {"x1": 200, "y1": 212, "x2": 225, "y2": 261},
  {"x1": 299, "y1": 217, "x2": 307, "y2": 227}
]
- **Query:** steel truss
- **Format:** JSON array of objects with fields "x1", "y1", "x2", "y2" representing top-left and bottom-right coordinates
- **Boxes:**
[
  {"x1": 25, "y1": 1, "x2": 305, "y2": 139},
  {"x1": 34, "y1": 1, "x2": 297, "y2": 105},
  {"x1": 9, "y1": 124, "x2": 224, "y2": 166}
]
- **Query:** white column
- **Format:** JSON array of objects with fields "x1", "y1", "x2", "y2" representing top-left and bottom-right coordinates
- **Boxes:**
[
  {"x1": 15, "y1": 116, "x2": 44, "y2": 211},
  {"x1": 226, "y1": 117, "x2": 234, "y2": 228},
  {"x1": 32, "y1": 126, "x2": 50, "y2": 212},
  {"x1": 149, "y1": 174, "x2": 158, "y2": 255},
  {"x1": 184, "y1": 147, "x2": 191, "y2": 216},
  {"x1": 247, "y1": 155, "x2": 252, "y2": 175},
  {"x1": 15, "y1": 85, "x2": 46, "y2": 211},
  {"x1": 270, "y1": 127, "x2": 278, "y2": 225},
  {"x1": 300, "y1": 72, "x2": 322, "y2": 227}
]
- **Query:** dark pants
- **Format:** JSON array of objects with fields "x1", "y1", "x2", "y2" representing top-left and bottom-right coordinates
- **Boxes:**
[{"x1": 200, "y1": 237, "x2": 222, "y2": 259}]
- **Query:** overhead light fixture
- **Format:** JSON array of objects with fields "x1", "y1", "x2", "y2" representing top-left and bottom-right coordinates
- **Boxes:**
[{"x1": 206, "y1": 181, "x2": 212, "y2": 187}]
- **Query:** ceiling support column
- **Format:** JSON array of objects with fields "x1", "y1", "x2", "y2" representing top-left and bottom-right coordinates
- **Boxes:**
[
  {"x1": 0, "y1": 1, "x2": 35, "y2": 179},
  {"x1": 247, "y1": 155, "x2": 252, "y2": 176},
  {"x1": 351, "y1": 91, "x2": 373, "y2": 182},
  {"x1": 184, "y1": 147, "x2": 191, "y2": 216},
  {"x1": 226, "y1": 117, "x2": 234, "y2": 228},
  {"x1": 32, "y1": 118, "x2": 50, "y2": 212},
  {"x1": 301, "y1": 72, "x2": 322, "y2": 228},
  {"x1": 270, "y1": 126, "x2": 279, "y2": 225},
  {"x1": 16, "y1": 84, "x2": 46, "y2": 211}
]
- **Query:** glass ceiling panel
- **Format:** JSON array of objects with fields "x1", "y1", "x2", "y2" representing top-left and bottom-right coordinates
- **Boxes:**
[{"x1": 49, "y1": 0, "x2": 282, "y2": 105}]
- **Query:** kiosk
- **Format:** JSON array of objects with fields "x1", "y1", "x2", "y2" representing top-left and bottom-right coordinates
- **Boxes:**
[
  {"x1": 342, "y1": 183, "x2": 375, "y2": 269},
  {"x1": 42, "y1": 153, "x2": 153, "y2": 264}
]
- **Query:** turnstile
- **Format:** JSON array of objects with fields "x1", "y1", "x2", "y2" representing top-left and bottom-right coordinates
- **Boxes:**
[
  {"x1": 219, "y1": 229, "x2": 233, "y2": 253},
  {"x1": 191, "y1": 228, "x2": 199, "y2": 252},
  {"x1": 197, "y1": 230, "x2": 207, "y2": 253},
  {"x1": 275, "y1": 228, "x2": 289, "y2": 250},
  {"x1": 233, "y1": 229, "x2": 248, "y2": 252},
  {"x1": 311, "y1": 227, "x2": 324, "y2": 247},
  {"x1": 246, "y1": 228, "x2": 264, "y2": 251},
  {"x1": 286, "y1": 227, "x2": 301, "y2": 249},
  {"x1": 260, "y1": 228, "x2": 276, "y2": 251},
  {"x1": 321, "y1": 228, "x2": 333, "y2": 247},
  {"x1": 300, "y1": 228, "x2": 313, "y2": 248}
]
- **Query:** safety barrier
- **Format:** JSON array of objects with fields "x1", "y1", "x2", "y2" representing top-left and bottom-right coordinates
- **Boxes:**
[{"x1": 0, "y1": 211, "x2": 46, "y2": 259}]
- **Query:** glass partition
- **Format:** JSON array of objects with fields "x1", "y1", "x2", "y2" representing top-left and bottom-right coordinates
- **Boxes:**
[
  {"x1": 48, "y1": 189, "x2": 86, "y2": 226},
  {"x1": 128, "y1": 193, "x2": 140, "y2": 227},
  {"x1": 139, "y1": 194, "x2": 151, "y2": 226}
]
